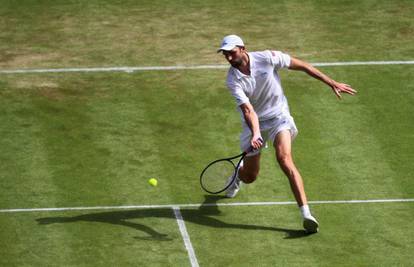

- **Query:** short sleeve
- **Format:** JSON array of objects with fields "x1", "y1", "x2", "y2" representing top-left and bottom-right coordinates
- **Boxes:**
[
  {"x1": 226, "y1": 81, "x2": 250, "y2": 107},
  {"x1": 268, "y1": 50, "x2": 291, "y2": 69}
]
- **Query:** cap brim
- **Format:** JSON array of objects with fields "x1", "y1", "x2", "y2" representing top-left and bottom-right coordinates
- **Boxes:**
[{"x1": 216, "y1": 44, "x2": 236, "y2": 53}]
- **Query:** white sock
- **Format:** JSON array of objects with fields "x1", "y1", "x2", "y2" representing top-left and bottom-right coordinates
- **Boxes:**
[{"x1": 300, "y1": 204, "x2": 312, "y2": 218}]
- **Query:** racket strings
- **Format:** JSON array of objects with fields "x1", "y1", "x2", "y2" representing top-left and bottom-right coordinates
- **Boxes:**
[{"x1": 201, "y1": 160, "x2": 236, "y2": 193}]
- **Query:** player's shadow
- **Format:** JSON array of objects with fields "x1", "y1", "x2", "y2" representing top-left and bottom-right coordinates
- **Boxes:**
[{"x1": 36, "y1": 195, "x2": 308, "y2": 241}]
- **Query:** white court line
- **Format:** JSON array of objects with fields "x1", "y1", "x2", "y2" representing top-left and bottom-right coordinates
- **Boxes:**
[
  {"x1": 0, "y1": 60, "x2": 413, "y2": 74},
  {"x1": 173, "y1": 206, "x2": 200, "y2": 267},
  {"x1": 0, "y1": 198, "x2": 413, "y2": 213}
]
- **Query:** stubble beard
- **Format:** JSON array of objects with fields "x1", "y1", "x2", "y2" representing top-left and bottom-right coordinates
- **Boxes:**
[{"x1": 230, "y1": 58, "x2": 243, "y2": 68}]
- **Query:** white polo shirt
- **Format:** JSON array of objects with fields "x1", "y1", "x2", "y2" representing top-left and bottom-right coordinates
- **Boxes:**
[{"x1": 226, "y1": 50, "x2": 291, "y2": 121}]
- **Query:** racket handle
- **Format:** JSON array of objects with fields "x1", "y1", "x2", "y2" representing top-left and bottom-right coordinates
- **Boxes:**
[{"x1": 246, "y1": 137, "x2": 264, "y2": 153}]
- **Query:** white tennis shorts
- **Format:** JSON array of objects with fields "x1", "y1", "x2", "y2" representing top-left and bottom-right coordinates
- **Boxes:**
[{"x1": 240, "y1": 112, "x2": 298, "y2": 156}]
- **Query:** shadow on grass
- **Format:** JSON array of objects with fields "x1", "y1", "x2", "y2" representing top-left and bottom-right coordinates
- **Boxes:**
[{"x1": 36, "y1": 195, "x2": 308, "y2": 240}]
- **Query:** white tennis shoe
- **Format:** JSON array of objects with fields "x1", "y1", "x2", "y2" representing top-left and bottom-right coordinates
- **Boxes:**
[
  {"x1": 225, "y1": 176, "x2": 241, "y2": 198},
  {"x1": 225, "y1": 161, "x2": 243, "y2": 198},
  {"x1": 303, "y1": 215, "x2": 319, "y2": 234}
]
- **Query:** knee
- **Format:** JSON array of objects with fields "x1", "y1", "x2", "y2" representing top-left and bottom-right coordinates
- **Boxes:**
[
  {"x1": 240, "y1": 170, "x2": 259, "y2": 184},
  {"x1": 276, "y1": 153, "x2": 293, "y2": 167}
]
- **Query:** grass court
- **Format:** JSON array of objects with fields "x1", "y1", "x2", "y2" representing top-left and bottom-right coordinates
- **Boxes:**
[{"x1": 1, "y1": 0, "x2": 413, "y2": 266}]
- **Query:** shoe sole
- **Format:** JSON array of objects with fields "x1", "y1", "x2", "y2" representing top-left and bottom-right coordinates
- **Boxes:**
[{"x1": 303, "y1": 218, "x2": 319, "y2": 234}]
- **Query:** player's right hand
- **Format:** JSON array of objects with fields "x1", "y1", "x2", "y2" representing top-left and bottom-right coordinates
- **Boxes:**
[{"x1": 251, "y1": 136, "x2": 264, "y2": 150}]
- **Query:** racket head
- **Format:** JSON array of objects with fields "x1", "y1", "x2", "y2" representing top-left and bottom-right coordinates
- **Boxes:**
[{"x1": 200, "y1": 159, "x2": 236, "y2": 194}]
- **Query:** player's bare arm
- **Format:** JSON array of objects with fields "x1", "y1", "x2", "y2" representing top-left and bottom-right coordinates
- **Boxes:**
[
  {"x1": 288, "y1": 57, "x2": 357, "y2": 99},
  {"x1": 239, "y1": 103, "x2": 263, "y2": 149}
]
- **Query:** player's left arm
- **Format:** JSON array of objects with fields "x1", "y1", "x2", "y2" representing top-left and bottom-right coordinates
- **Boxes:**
[{"x1": 288, "y1": 57, "x2": 357, "y2": 99}]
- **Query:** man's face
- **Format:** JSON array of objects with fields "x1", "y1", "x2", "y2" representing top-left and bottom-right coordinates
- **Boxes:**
[{"x1": 222, "y1": 47, "x2": 244, "y2": 68}]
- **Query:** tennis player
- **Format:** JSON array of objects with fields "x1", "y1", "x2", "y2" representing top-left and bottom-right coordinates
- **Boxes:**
[{"x1": 218, "y1": 35, "x2": 356, "y2": 233}]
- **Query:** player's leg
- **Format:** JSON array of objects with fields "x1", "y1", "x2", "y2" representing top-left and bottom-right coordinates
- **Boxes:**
[
  {"x1": 238, "y1": 153, "x2": 261, "y2": 184},
  {"x1": 226, "y1": 125, "x2": 263, "y2": 197},
  {"x1": 274, "y1": 130, "x2": 319, "y2": 233},
  {"x1": 227, "y1": 118, "x2": 267, "y2": 197},
  {"x1": 226, "y1": 153, "x2": 261, "y2": 198},
  {"x1": 274, "y1": 130, "x2": 307, "y2": 206}
]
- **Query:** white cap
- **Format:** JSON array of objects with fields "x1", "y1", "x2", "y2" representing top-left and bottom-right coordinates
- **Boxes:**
[{"x1": 217, "y1": 35, "x2": 244, "y2": 53}]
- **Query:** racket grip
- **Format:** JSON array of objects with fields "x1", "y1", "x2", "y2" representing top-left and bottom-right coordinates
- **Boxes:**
[{"x1": 246, "y1": 137, "x2": 264, "y2": 153}]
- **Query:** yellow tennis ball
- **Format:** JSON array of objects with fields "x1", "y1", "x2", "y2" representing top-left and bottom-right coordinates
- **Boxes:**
[{"x1": 148, "y1": 178, "x2": 158, "y2": 187}]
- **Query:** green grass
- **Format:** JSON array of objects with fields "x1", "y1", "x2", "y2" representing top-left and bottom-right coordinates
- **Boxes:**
[
  {"x1": 0, "y1": 0, "x2": 413, "y2": 68},
  {"x1": 2, "y1": 203, "x2": 414, "y2": 266},
  {"x1": 2, "y1": 209, "x2": 190, "y2": 266},
  {"x1": 0, "y1": 0, "x2": 413, "y2": 266},
  {"x1": 186, "y1": 203, "x2": 414, "y2": 266},
  {"x1": 1, "y1": 66, "x2": 413, "y2": 266}
]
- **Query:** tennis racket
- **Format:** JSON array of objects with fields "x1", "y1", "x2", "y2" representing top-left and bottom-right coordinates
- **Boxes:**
[{"x1": 200, "y1": 138, "x2": 262, "y2": 194}]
